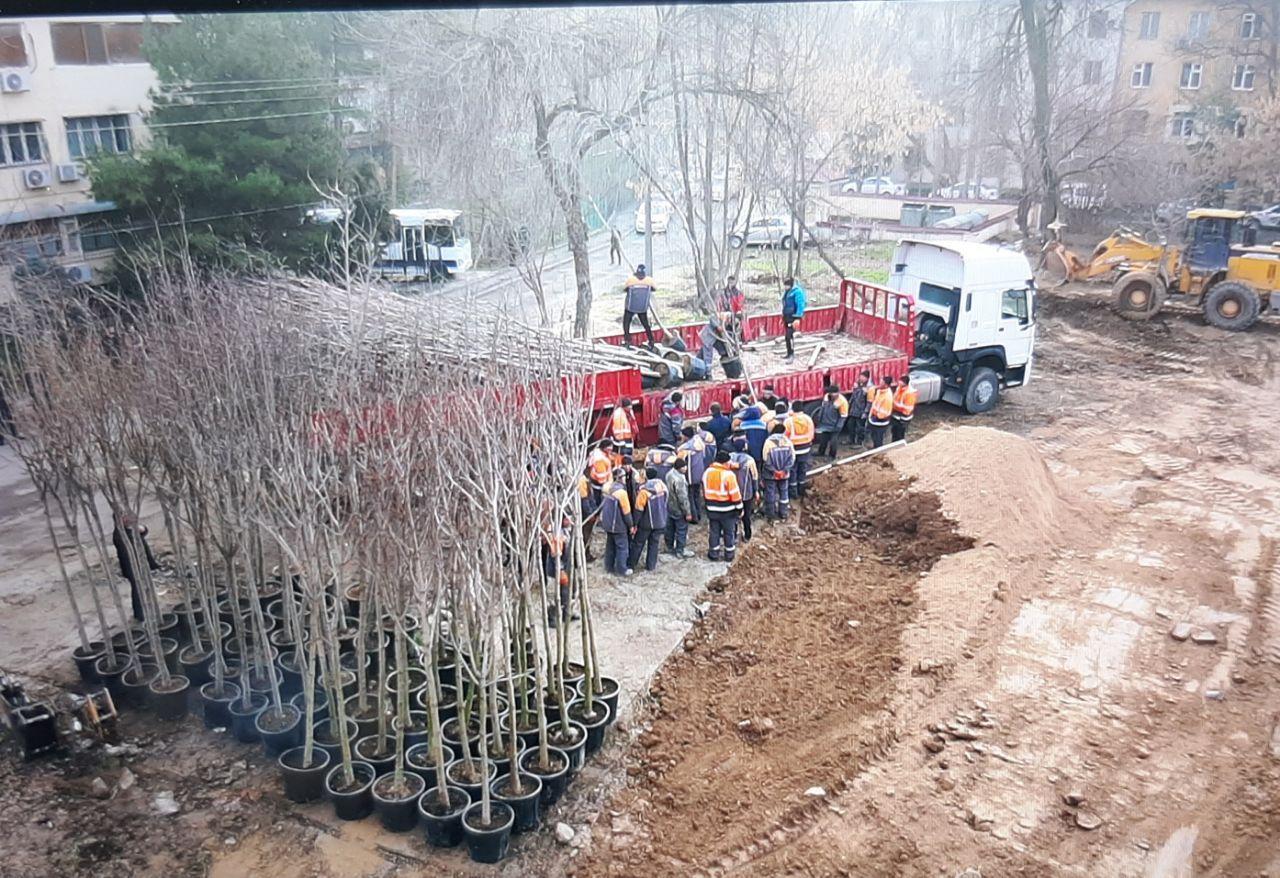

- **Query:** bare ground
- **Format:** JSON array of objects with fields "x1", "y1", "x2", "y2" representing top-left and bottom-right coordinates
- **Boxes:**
[{"x1": 1, "y1": 284, "x2": 1279, "y2": 876}]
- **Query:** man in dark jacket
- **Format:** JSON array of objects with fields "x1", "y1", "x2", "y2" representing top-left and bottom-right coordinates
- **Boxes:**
[
  {"x1": 113, "y1": 512, "x2": 160, "y2": 621},
  {"x1": 705, "y1": 402, "x2": 732, "y2": 451},
  {"x1": 622, "y1": 264, "x2": 658, "y2": 348},
  {"x1": 663, "y1": 457, "x2": 695, "y2": 558},
  {"x1": 846, "y1": 370, "x2": 872, "y2": 447},
  {"x1": 814, "y1": 385, "x2": 849, "y2": 459}
]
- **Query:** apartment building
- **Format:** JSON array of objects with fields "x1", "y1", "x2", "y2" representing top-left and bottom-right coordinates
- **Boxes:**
[
  {"x1": 1116, "y1": 1, "x2": 1272, "y2": 142},
  {"x1": 0, "y1": 15, "x2": 175, "y2": 294}
]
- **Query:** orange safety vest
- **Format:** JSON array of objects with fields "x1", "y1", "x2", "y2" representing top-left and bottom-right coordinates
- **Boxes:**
[
  {"x1": 588, "y1": 448, "x2": 612, "y2": 485},
  {"x1": 785, "y1": 412, "x2": 815, "y2": 449},
  {"x1": 702, "y1": 463, "x2": 743, "y2": 511},
  {"x1": 610, "y1": 406, "x2": 634, "y2": 441},
  {"x1": 893, "y1": 385, "x2": 918, "y2": 420},
  {"x1": 869, "y1": 387, "x2": 894, "y2": 424}
]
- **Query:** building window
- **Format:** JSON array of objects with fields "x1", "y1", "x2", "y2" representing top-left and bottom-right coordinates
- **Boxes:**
[
  {"x1": 1170, "y1": 114, "x2": 1195, "y2": 139},
  {"x1": 1188, "y1": 12, "x2": 1211, "y2": 40},
  {"x1": 1131, "y1": 62, "x2": 1153, "y2": 88},
  {"x1": 1088, "y1": 10, "x2": 1108, "y2": 38},
  {"x1": 1241, "y1": 12, "x2": 1260, "y2": 39},
  {"x1": 0, "y1": 121, "x2": 43, "y2": 166},
  {"x1": 1139, "y1": 11, "x2": 1161, "y2": 40},
  {"x1": 51, "y1": 23, "x2": 145, "y2": 65},
  {"x1": 1083, "y1": 60, "x2": 1103, "y2": 84},
  {"x1": 1232, "y1": 63, "x2": 1256, "y2": 90},
  {"x1": 66, "y1": 115, "x2": 133, "y2": 158},
  {"x1": 79, "y1": 224, "x2": 118, "y2": 253},
  {"x1": 1180, "y1": 62, "x2": 1203, "y2": 89},
  {"x1": 0, "y1": 23, "x2": 27, "y2": 67}
]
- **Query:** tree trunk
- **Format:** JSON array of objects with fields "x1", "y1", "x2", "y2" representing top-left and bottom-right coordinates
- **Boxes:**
[
  {"x1": 1020, "y1": 0, "x2": 1058, "y2": 235},
  {"x1": 533, "y1": 96, "x2": 595, "y2": 338}
]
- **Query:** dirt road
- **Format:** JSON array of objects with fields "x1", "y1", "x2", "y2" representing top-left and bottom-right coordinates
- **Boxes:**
[{"x1": 1, "y1": 285, "x2": 1278, "y2": 876}]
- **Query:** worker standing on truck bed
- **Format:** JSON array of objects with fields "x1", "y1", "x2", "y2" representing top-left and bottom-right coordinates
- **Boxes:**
[
  {"x1": 785, "y1": 400, "x2": 815, "y2": 499},
  {"x1": 867, "y1": 376, "x2": 895, "y2": 448},
  {"x1": 815, "y1": 385, "x2": 849, "y2": 459},
  {"x1": 762, "y1": 423, "x2": 796, "y2": 521},
  {"x1": 609, "y1": 398, "x2": 638, "y2": 458},
  {"x1": 600, "y1": 468, "x2": 635, "y2": 576},
  {"x1": 628, "y1": 467, "x2": 669, "y2": 573},
  {"x1": 847, "y1": 370, "x2": 871, "y2": 448},
  {"x1": 663, "y1": 457, "x2": 696, "y2": 558},
  {"x1": 622, "y1": 264, "x2": 658, "y2": 349},
  {"x1": 781, "y1": 276, "x2": 807, "y2": 361},
  {"x1": 703, "y1": 450, "x2": 744, "y2": 562},
  {"x1": 891, "y1": 374, "x2": 917, "y2": 443}
]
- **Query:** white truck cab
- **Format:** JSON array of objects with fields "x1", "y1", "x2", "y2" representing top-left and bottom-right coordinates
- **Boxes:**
[{"x1": 887, "y1": 239, "x2": 1036, "y2": 413}]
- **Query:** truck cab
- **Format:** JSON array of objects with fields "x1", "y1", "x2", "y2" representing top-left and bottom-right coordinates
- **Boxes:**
[{"x1": 887, "y1": 239, "x2": 1036, "y2": 413}]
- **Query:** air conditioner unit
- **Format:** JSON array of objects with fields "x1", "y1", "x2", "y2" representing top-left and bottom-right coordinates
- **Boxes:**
[
  {"x1": 21, "y1": 166, "x2": 51, "y2": 189},
  {"x1": 64, "y1": 263, "x2": 94, "y2": 284},
  {"x1": 0, "y1": 70, "x2": 31, "y2": 94},
  {"x1": 55, "y1": 163, "x2": 80, "y2": 183}
]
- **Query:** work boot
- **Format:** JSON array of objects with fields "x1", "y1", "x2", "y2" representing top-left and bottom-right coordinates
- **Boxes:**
[{"x1": 707, "y1": 550, "x2": 722, "y2": 562}]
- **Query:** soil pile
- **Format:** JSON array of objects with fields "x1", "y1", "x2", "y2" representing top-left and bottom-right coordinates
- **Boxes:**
[{"x1": 574, "y1": 459, "x2": 970, "y2": 876}]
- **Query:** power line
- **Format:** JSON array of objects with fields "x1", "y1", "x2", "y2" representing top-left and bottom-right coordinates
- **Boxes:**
[
  {"x1": 148, "y1": 109, "x2": 355, "y2": 129},
  {"x1": 155, "y1": 94, "x2": 337, "y2": 109},
  {"x1": 156, "y1": 77, "x2": 378, "y2": 100}
]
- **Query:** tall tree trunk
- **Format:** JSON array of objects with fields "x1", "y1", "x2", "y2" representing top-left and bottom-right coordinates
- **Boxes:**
[
  {"x1": 1020, "y1": 0, "x2": 1058, "y2": 234},
  {"x1": 533, "y1": 96, "x2": 595, "y2": 338}
]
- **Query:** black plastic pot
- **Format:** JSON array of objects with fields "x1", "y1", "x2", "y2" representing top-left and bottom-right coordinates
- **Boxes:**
[
  {"x1": 110, "y1": 626, "x2": 145, "y2": 651},
  {"x1": 416, "y1": 683, "x2": 458, "y2": 720},
  {"x1": 148, "y1": 674, "x2": 191, "y2": 720},
  {"x1": 73, "y1": 642, "x2": 104, "y2": 683},
  {"x1": 491, "y1": 771, "x2": 542, "y2": 834},
  {"x1": 178, "y1": 646, "x2": 215, "y2": 687},
  {"x1": 354, "y1": 734, "x2": 396, "y2": 776},
  {"x1": 94, "y1": 653, "x2": 128, "y2": 701},
  {"x1": 482, "y1": 735, "x2": 525, "y2": 779},
  {"x1": 548, "y1": 721, "x2": 589, "y2": 772},
  {"x1": 325, "y1": 760, "x2": 376, "y2": 821},
  {"x1": 442, "y1": 717, "x2": 485, "y2": 757},
  {"x1": 576, "y1": 675, "x2": 622, "y2": 725},
  {"x1": 156, "y1": 612, "x2": 181, "y2": 643},
  {"x1": 568, "y1": 701, "x2": 612, "y2": 756},
  {"x1": 278, "y1": 746, "x2": 331, "y2": 803},
  {"x1": 436, "y1": 658, "x2": 458, "y2": 687},
  {"x1": 372, "y1": 771, "x2": 425, "y2": 833},
  {"x1": 462, "y1": 801, "x2": 514, "y2": 864},
  {"x1": 405, "y1": 742, "x2": 455, "y2": 785},
  {"x1": 228, "y1": 692, "x2": 268, "y2": 743},
  {"x1": 200, "y1": 681, "x2": 241, "y2": 729},
  {"x1": 120, "y1": 663, "x2": 159, "y2": 709},
  {"x1": 276, "y1": 652, "x2": 304, "y2": 699},
  {"x1": 445, "y1": 758, "x2": 497, "y2": 803},
  {"x1": 256, "y1": 703, "x2": 303, "y2": 757},
  {"x1": 344, "y1": 695, "x2": 385, "y2": 739},
  {"x1": 393, "y1": 711, "x2": 432, "y2": 748},
  {"x1": 386, "y1": 667, "x2": 428, "y2": 700},
  {"x1": 313, "y1": 717, "x2": 358, "y2": 764},
  {"x1": 418, "y1": 785, "x2": 470, "y2": 848},
  {"x1": 269, "y1": 625, "x2": 296, "y2": 648},
  {"x1": 519, "y1": 746, "x2": 571, "y2": 806},
  {"x1": 563, "y1": 661, "x2": 587, "y2": 689},
  {"x1": 138, "y1": 637, "x2": 181, "y2": 675},
  {"x1": 343, "y1": 583, "x2": 365, "y2": 619},
  {"x1": 289, "y1": 688, "x2": 329, "y2": 725}
]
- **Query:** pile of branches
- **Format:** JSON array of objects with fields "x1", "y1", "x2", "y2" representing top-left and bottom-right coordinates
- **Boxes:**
[{"x1": 0, "y1": 270, "x2": 609, "y2": 838}]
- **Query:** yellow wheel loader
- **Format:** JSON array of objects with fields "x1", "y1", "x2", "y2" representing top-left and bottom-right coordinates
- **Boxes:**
[{"x1": 1049, "y1": 209, "x2": 1279, "y2": 332}]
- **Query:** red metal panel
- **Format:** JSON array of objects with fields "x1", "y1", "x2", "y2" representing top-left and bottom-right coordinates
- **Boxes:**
[{"x1": 841, "y1": 279, "x2": 914, "y2": 357}]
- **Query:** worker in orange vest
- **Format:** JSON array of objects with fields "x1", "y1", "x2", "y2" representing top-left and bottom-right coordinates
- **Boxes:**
[
  {"x1": 867, "y1": 375, "x2": 895, "y2": 448},
  {"x1": 599, "y1": 468, "x2": 635, "y2": 576},
  {"x1": 609, "y1": 398, "x2": 638, "y2": 458},
  {"x1": 785, "y1": 400, "x2": 815, "y2": 498},
  {"x1": 891, "y1": 374, "x2": 917, "y2": 443},
  {"x1": 577, "y1": 466, "x2": 598, "y2": 563},
  {"x1": 702, "y1": 450, "x2": 744, "y2": 562},
  {"x1": 628, "y1": 466, "x2": 670, "y2": 572}
]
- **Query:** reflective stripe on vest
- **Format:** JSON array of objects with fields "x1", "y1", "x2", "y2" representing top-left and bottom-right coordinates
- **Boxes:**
[
  {"x1": 785, "y1": 413, "x2": 815, "y2": 451},
  {"x1": 893, "y1": 386, "x2": 918, "y2": 420},
  {"x1": 869, "y1": 388, "x2": 894, "y2": 424},
  {"x1": 636, "y1": 479, "x2": 669, "y2": 529},
  {"x1": 588, "y1": 449, "x2": 611, "y2": 485},
  {"x1": 600, "y1": 483, "x2": 631, "y2": 532},
  {"x1": 611, "y1": 407, "x2": 633, "y2": 440},
  {"x1": 702, "y1": 464, "x2": 743, "y2": 511}
]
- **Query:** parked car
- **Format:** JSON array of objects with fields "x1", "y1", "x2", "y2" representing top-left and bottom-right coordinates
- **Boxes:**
[
  {"x1": 842, "y1": 176, "x2": 906, "y2": 196},
  {"x1": 936, "y1": 182, "x2": 999, "y2": 200},
  {"x1": 635, "y1": 199, "x2": 671, "y2": 234},
  {"x1": 728, "y1": 216, "x2": 812, "y2": 249}
]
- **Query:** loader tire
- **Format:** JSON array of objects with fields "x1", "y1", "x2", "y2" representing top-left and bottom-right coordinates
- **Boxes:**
[
  {"x1": 1202, "y1": 281, "x2": 1261, "y2": 332},
  {"x1": 1111, "y1": 271, "x2": 1167, "y2": 321}
]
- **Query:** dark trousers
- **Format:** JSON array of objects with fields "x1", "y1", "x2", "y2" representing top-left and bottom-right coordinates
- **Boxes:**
[
  {"x1": 615, "y1": 440, "x2": 634, "y2": 459},
  {"x1": 688, "y1": 483, "x2": 704, "y2": 524},
  {"x1": 603, "y1": 530, "x2": 630, "y2": 574},
  {"x1": 741, "y1": 501, "x2": 754, "y2": 541},
  {"x1": 791, "y1": 452, "x2": 810, "y2": 497},
  {"x1": 127, "y1": 575, "x2": 145, "y2": 621},
  {"x1": 610, "y1": 239, "x2": 622, "y2": 265},
  {"x1": 623, "y1": 310, "x2": 656, "y2": 347},
  {"x1": 868, "y1": 421, "x2": 889, "y2": 448},
  {"x1": 665, "y1": 516, "x2": 689, "y2": 552},
  {"x1": 628, "y1": 527, "x2": 662, "y2": 571},
  {"x1": 783, "y1": 317, "x2": 798, "y2": 356},
  {"x1": 849, "y1": 415, "x2": 868, "y2": 446},
  {"x1": 891, "y1": 417, "x2": 910, "y2": 442},
  {"x1": 763, "y1": 477, "x2": 790, "y2": 519},
  {"x1": 815, "y1": 430, "x2": 839, "y2": 459},
  {"x1": 707, "y1": 511, "x2": 739, "y2": 561}
]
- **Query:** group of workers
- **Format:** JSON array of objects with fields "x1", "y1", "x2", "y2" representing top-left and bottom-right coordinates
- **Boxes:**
[{"x1": 576, "y1": 374, "x2": 917, "y2": 575}]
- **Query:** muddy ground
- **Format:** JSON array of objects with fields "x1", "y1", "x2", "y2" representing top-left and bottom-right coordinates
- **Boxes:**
[{"x1": 2, "y1": 284, "x2": 1279, "y2": 876}]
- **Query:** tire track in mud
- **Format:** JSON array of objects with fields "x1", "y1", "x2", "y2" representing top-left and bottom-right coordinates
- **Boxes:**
[{"x1": 1251, "y1": 539, "x2": 1280, "y2": 666}]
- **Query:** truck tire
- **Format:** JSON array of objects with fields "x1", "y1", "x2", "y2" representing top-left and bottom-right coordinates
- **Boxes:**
[
  {"x1": 728, "y1": 234, "x2": 745, "y2": 250},
  {"x1": 963, "y1": 367, "x2": 1000, "y2": 414},
  {"x1": 780, "y1": 235, "x2": 797, "y2": 250},
  {"x1": 1202, "y1": 281, "x2": 1261, "y2": 331},
  {"x1": 1111, "y1": 271, "x2": 1167, "y2": 321}
]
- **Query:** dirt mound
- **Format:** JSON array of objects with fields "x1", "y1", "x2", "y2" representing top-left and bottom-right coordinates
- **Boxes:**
[
  {"x1": 573, "y1": 459, "x2": 971, "y2": 876},
  {"x1": 892, "y1": 424, "x2": 1074, "y2": 555}
]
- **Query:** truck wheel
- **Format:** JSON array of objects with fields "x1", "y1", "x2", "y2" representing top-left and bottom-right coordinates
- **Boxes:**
[
  {"x1": 780, "y1": 235, "x2": 797, "y2": 250},
  {"x1": 963, "y1": 367, "x2": 1000, "y2": 414},
  {"x1": 1111, "y1": 271, "x2": 1167, "y2": 320},
  {"x1": 1202, "y1": 281, "x2": 1261, "y2": 331},
  {"x1": 728, "y1": 234, "x2": 744, "y2": 249}
]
